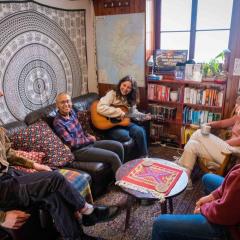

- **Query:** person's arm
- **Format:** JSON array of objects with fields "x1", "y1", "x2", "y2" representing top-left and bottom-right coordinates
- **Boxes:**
[
  {"x1": 208, "y1": 115, "x2": 237, "y2": 129},
  {"x1": 7, "y1": 149, "x2": 51, "y2": 171},
  {"x1": 0, "y1": 210, "x2": 30, "y2": 229},
  {"x1": 225, "y1": 136, "x2": 240, "y2": 146},
  {"x1": 200, "y1": 170, "x2": 240, "y2": 225},
  {"x1": 97, "y1": 91, "x2": 125, "y2": 118},
  {"x1": 7, "y1": 148, "x2": 34, "y2": 169}
]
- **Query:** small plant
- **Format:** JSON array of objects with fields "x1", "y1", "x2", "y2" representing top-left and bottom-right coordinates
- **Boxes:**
[{"x1": 202, "y1": 51, "x2": 224, "y2": 78}]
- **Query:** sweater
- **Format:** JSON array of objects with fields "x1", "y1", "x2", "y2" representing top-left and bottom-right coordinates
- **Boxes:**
[
  {"x1": 97, "y1": 90, "x2": 145, "y2": 119},
  {"x1": 201, "y1": 164, "x2": 240, "y2": 240}
]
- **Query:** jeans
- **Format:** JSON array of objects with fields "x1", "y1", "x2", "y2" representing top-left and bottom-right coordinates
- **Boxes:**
[
  {"x1": 0, "y1": 169, "x2": 86, "y2": 240},
  {"x1": 106, "y1": 123, "x2": 148, "y2": 157},
  {"x1": 202, "y1": 173, "x2": 224, "y2": 194},
  {"x1": 152, "y1": 173, "x2": 229, "y2": 240}
]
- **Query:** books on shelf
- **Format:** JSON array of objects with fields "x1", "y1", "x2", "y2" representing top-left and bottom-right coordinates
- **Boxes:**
[
  {"x1": 149, "y1": 104, "x2": 176, "y2": 120},
  {"x1": 183, "y1": 87, "x2": 224, "y2": 107},
  {"x1": 182, "y1": 106, "x2": 221, "y2": 125},
  {"x1": 148, "y1": 83, "x2": 170, "y2": 102}
]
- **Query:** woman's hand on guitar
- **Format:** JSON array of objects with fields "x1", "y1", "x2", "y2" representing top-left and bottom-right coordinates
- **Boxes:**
[
  {"x1": 120, "y1": 111, "x2": 126, "y2": 120},
  {"x1": 145, "y1": 113, "x2": 152, "y2": 120}
]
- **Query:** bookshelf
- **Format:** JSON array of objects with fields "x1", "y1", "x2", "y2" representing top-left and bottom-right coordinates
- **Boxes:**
[{"x1": 147, "y1": 77, "x2": 226, "y2": 147}]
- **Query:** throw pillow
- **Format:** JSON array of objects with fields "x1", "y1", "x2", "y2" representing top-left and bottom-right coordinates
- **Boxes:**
[
  {"x1": 77, "y1": 110, "x2": 101, "y2": 140},
  {"x1": 13, "y1": 150, "x2": 46, "y2": 173},
  {"x1": 10, "y1": 120, "x2": 74, "y2": 167}
]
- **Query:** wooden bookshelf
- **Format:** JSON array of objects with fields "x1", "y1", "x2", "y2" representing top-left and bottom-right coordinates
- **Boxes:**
[{"x1": 147, "y1": 77, "x2": 226, "y2": 147}]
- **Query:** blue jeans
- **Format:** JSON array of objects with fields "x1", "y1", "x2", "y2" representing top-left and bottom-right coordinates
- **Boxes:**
[
  {"x1": 106, "y1": 123, "x2": 148, "y2": 157},
  {"x1": 152, "y1": 173, "x2": 229, "y2": 240}
]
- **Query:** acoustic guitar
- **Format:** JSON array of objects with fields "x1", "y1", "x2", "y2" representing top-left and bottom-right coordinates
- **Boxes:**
[{"x1": 90, "y1": 100, "x2": 164, "y2": 130}]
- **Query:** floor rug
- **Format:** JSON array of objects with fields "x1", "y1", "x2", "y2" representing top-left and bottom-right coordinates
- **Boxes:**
[{"x1": 84, "y1": 146, "x2": 205, "y2": 240}]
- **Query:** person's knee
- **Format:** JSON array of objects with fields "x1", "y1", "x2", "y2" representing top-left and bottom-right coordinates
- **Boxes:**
[{"x1": 184, "y1": 139, "x2": 198, "y2": 153}]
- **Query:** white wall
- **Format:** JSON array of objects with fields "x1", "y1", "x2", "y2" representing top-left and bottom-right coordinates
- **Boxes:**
[{"x1": 34, "y1": 0, "x2": 98, "y2": 93}]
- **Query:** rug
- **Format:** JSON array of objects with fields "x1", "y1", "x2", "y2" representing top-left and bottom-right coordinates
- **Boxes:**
[{"x1": 83, "y1": 145, "x2": 205, "y2": 240}]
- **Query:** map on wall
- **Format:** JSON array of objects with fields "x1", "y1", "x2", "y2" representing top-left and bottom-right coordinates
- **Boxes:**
[{"x1": 96, "y1": 13, "x2": 145, "y2": 87}]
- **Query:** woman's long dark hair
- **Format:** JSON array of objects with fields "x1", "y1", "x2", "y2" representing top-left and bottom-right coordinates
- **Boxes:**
[{"x1": 115, "y1": 75, "x2": 137, "y2": 106}]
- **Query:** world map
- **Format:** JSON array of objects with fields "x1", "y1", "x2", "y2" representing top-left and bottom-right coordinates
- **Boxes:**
[{"x1": 96, "y1": 13, "x2": 145, "y2": 87}]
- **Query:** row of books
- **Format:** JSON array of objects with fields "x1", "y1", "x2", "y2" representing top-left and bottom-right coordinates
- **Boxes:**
[
  {"x1": 149, "y1": 104, "x2": 176, "y2": 120},
  {"x1": 182, "y1": 106, "x2": 221, "y2": 125},
  {"x1": 150, "y1": 123, "x2": 165, "y2": 140},
  {"x1": 184, "y1": 87, "x2": 224, "y2": 107},
  {"x1": 148, "y1": 84, "x2": 171, "y2": 102}
]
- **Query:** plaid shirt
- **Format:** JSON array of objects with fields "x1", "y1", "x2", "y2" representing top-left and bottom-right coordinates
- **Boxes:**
[{"x1": 53, "y1": 110, "x2": 94, "y2": 150}]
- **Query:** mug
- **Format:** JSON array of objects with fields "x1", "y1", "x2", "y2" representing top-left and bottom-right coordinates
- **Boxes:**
[{"x1": 201, "y1": 124, "x2": 211, "y2": 135}]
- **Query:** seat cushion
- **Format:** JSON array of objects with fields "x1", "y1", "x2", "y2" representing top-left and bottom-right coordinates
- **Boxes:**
[{"x1": 9, "y1": 120, "x2": 74, "y2": 167}]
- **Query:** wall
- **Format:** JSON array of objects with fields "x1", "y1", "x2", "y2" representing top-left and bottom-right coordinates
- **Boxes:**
[{"x1": 35, "y1": 0, "x2": 98, "y2": 93}]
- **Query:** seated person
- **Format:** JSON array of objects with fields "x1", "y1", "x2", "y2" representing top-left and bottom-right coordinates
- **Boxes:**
[
  {"x1": 97, "y1": 75, "x2": 151, "y2": 158},
  {"x1": 152, "y1": 165, "x2": 240, "y2": 240},
  {"x1": 0, "y1": 126, "x2": 119, "y2": 240},
  {"x1": 53, "y1": 92, "x2": 124, "y2": 174},
  {"x1": 177, "y1": 112, "x2": 240, "y2": 179}
]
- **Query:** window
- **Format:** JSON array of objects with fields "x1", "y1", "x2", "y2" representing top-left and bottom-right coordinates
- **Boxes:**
[{"x1": 158, "y1": 0, "x2": 233, "y2": 62}]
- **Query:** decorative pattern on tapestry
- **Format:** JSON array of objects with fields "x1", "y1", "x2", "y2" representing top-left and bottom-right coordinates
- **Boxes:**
[{"x1": 0, "y1": 1, "x2": 88, "y2": 124}]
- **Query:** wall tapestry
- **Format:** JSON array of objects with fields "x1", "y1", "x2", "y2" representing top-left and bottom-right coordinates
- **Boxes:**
[
  {"x1": 96, "y1": 13, "x2": 145, "y2": 87},
  {"x1": 0, "y1": 1, "x2": 87, "y2": 124}
]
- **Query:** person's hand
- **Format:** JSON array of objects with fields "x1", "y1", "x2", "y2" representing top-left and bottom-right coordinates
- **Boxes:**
[
  {"x1": 88, "y1": 134, "x2": 96, "y2": 142},
  {"x1": 144, "y1": 113, "x2": 152, "y2": 120},
  {"x1": 0, "y1": 210, "x2": 30, "y2": 229},
  {"x1": 33, "y1": 162, "x2": 52, "y2": 172},
  {"x1": 193, "y1": 194, "x2": 214, "y2": 214}
]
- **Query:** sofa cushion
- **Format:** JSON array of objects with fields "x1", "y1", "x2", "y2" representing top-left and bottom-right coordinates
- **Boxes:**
[
  {"x1": 13, "y1": 150, "x2": 46, "y2": 173},
  {"x1": 10, "y1": 120, "x2": 74, "y2": 167}
]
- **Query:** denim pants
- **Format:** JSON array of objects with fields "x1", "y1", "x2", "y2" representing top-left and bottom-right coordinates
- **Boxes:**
[
  {"x1": 0, "y1": 169, "x2": 86, "y2": 240},
  {"x1": 152, "y1": 173, "x2": 229, "y2": 240},
  {"x1": 106, "y1": 123, "x2": 148, "y2": 157}
]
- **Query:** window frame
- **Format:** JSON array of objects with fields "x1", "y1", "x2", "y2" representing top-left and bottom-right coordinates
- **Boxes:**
[{"x1": 155, "y1": 0, "x2": 233, "y2": 60}]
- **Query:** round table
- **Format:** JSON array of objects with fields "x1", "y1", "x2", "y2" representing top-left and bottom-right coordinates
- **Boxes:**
[{"x1": 115, "y1": 158, "x2": 188, "y2": 230}]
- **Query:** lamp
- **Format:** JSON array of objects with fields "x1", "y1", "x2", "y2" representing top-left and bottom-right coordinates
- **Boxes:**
[{"x1": 147, "y1": 54, "x2": 157, "y2": 77}]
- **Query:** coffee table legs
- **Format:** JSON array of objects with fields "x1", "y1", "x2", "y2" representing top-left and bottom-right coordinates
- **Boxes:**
[
  {"x1": 124, "y1": 195, "x2": 136, "y2": 231},
  {"x1": 160, "y1": 198, "x2": 173, "y2": 214},
  {"x1": 124, "y1": 197, "x2": 174, "y2": 231}
]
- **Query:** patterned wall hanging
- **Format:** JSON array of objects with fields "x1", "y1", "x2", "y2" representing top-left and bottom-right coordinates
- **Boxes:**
[{"x1": 0, "y1": 1, "x2": 88, "y2": 124}]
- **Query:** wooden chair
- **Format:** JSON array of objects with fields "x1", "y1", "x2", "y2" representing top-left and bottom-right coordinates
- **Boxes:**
[{"x1": 198, "y1": 150, "x2": 232, "y2": 176}]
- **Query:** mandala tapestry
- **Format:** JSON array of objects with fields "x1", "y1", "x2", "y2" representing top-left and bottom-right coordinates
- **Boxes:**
[{"x1": 0, "y1": 1, "x2": 87, "y2": 124}]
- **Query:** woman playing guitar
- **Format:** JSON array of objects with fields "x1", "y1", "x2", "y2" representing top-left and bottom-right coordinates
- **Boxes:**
[{"x1": 97, "y1": 75, "x2": 151, "y2": 158}]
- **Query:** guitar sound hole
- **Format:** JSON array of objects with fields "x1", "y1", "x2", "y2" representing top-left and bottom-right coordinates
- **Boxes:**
[{"x1": 110, "y1": 118, "x2": 121, "y2": 123}]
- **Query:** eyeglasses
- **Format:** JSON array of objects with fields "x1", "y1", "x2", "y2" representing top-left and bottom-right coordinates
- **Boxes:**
[{"x1": 58, "y1": 99, "x2": 72, "y2": 105}]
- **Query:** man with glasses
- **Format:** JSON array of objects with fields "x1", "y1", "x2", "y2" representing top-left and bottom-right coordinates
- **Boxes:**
[{"x1": 53, "y1": 92, "x2": 124, "y2": 175}]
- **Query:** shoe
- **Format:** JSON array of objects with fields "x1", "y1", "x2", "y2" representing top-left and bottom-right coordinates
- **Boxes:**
[{"x1": 82, "y1": 205, "x2": 120, "y2": 226}]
